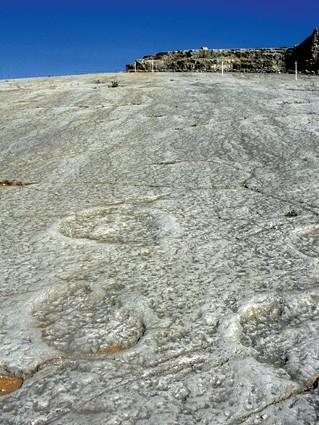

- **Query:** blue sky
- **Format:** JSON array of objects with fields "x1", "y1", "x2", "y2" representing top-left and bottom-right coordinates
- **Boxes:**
[{"x1": 0, "y1": 0, "x2": 318, "y2": 78}]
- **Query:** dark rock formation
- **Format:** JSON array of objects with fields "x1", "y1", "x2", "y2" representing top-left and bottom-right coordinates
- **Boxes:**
[
  {"x1": 126, "y1": 28, "x2": 319, "y2": 74},
  {"x1": 286, "y1": 28, "x2": 319, "y2": 74}
]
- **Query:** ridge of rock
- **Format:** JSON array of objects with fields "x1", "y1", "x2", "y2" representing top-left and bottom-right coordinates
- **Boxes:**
[{"x1": 126, "y1": 28, "x2": 319, "y2": 74}]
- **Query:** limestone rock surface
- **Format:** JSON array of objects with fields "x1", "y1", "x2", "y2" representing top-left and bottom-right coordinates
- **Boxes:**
[{"x1": 0, "y1": 72, "x2": 319, "y2": 424}]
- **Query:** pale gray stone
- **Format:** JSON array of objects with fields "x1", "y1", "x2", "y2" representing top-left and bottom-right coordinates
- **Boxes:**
[{"x1": 0, "y1": 72, "x2": 318, "y2": 424}]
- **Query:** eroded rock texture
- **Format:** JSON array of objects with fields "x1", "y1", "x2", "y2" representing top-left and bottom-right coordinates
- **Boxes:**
[
  {"x1": 127, "y1": 28, "x2": 319, "y2": 74},
  {"x1": 0, "y1": 72, "x2": 319, "y2": 424}
]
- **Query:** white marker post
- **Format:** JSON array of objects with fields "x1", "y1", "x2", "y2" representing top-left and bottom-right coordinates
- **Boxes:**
[
  {"x1": 151, "y1": 59, "x2": 155, "y2": 73},
  {"x1": 221, "y1": 60, "x2": 224, "y2": 76},
  {"x1": 295, "y1": 61, "x2": 298, "y2": 81},
  {"x1": 134, "y1": 62, "x2": 137, "y2": 73}
]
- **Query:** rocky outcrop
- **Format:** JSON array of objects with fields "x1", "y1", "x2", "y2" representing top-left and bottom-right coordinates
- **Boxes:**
[
  {"x1": 126, "y1": 28, "x2": 319, "y2": 74},
  {"x1": 286, "y1": 28, "x2": 319, "y2": 74},
  {"x1": 128, "y1": 48, "x2": 288, "y2": 73}
]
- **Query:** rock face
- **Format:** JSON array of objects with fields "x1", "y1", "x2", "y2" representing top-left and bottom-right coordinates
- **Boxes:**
[
  {"x1": 126, "y1": 28, "x2": 319, "y2": 74},
  {"x1": 286, "y1": 28, "x2": 319, "y2": 74},
  {"x1": 128, "y1": 48, "x2": 288, "y2": 73},
  {"x1": 0, "y1": 72, "x2": 319, "y2": 425}
]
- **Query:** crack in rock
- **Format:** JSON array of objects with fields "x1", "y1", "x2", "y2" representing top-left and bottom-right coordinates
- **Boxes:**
[
  {"x1": 232, "y1": 373, "x2": 319, "y2": 425},
  {"x1": 0, "y1": 180, "x2": 37, "y2": 187}
]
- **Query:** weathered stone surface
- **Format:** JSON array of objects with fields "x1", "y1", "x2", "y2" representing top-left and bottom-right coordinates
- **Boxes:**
[
  {"x1": 0, "y1": 72, "x2": 319, "y2": 424},
  {"x1": 127, "y1": 28, "x2": 319, "y2": 75}
]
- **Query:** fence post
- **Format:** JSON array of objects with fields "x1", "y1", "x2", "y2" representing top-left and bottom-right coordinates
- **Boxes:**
[
  {"x1": 295, "y1": 61, "x2": 298, "y2": 81},
  {"x1": 221, "y1": 60, "x2": 224, "y2": 76}
]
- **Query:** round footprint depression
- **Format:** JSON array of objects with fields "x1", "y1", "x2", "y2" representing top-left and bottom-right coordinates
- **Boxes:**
[
  {"x1": 58, "y1": 207, "x2": 158, "y2": 246},
  {"x1": 33, "y1": 284, "x2": 144, "y2": 356},
  {"x1": 239, "y1": 292, "x2": 319, "y2": 380}
]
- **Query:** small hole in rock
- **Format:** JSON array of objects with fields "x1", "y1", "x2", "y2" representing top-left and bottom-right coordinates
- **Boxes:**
[{"x1": 285, "y1": 210, "x2": 298, "y2": 218}]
